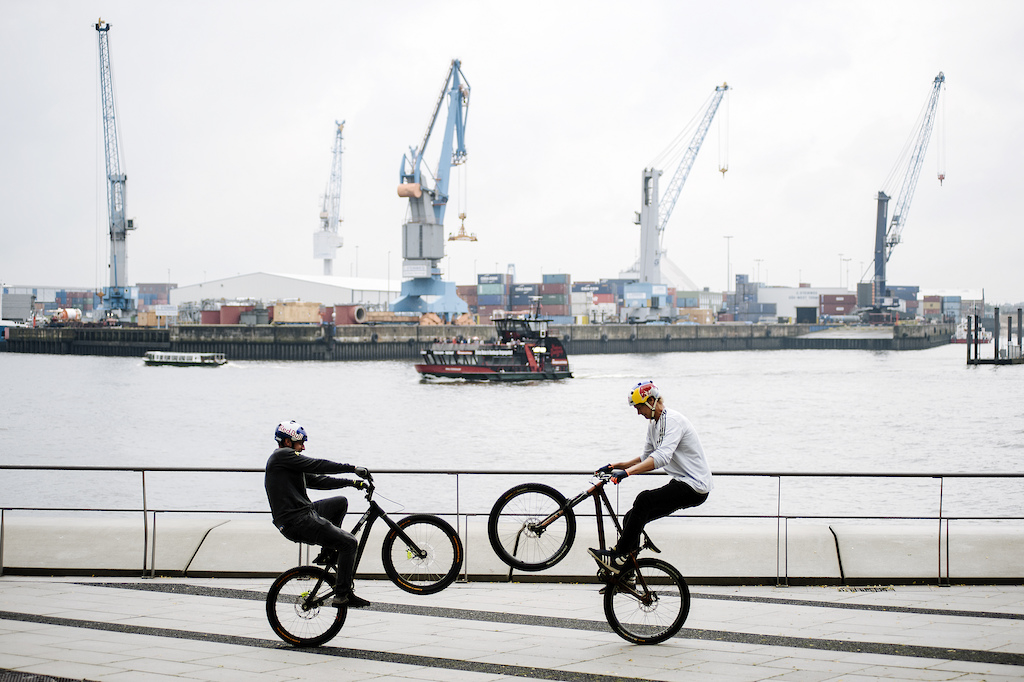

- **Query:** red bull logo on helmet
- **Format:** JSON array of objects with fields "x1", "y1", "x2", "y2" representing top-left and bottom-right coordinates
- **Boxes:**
[{"x1": 628, "y1": 380, "x2": 658, "y2": 406}]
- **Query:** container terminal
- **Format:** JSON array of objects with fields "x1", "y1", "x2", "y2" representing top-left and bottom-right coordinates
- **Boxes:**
[{"x1": 0, "y1": 28, "x2": 998, "y2": 357}]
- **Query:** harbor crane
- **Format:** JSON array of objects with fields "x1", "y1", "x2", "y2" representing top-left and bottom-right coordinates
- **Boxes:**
[
  {"x1": 391, "y1": 59, "x2": 470, "y2": 317},
  {"x1": 626, "y1": 83, "x2": 729, "y2": 322},
  {"x1": 872, "y1": 72, "x2": 945, "y2": 307},
  {"x1": 95, "y1": 19, "x2": 136, "y2": 316},
  {"x1": 313, "y1": 120, "x2": 345, "y2": 275}
]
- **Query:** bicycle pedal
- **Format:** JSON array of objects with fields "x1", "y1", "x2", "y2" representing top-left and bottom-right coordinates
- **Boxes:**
[{"x1": 643, "y1": 536, "x2": 662, "y2": 554}]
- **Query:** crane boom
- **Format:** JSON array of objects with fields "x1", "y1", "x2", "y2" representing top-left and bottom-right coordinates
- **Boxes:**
[
  {"x1": 657, "y1": 83, "x2": 730, "y2": 235},
  {"x1": 95, "y1": 19, "x2": 135, "y2": 313},
  {"x1": 313, "y1": 120, "x2": 345, "y2": 275},
  {"x1": 872, "y1": 72, "x2": 944, "y2": 305},
  {"x1": 636, "y1": 83, "x2": 729, "y2": 285}
]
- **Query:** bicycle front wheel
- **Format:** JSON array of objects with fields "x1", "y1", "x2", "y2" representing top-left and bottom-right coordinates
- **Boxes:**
[
  {"x1": 266, "y1": 566, "x2": 346, "y2": 647},
  {"x1": 487, "y1": 483, "x2": 576, "y2": 571},
  {"x1": 603, "y1": 558, "x2": 689, "y2": 645},
  {"x1": 383, "y1": 514, "x2": 464, "y2": 595}
]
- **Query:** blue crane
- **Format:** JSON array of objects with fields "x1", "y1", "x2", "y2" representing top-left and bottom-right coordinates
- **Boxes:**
[
  {"x1": 872, "y1": 72, "x2": 945, "y2": 307},
  {"x1": 391, "y1": 59, "x2": 470, "y2": 317},
  {"x1": 95, "y1": 19, "x2": 136, "y2": 316}
]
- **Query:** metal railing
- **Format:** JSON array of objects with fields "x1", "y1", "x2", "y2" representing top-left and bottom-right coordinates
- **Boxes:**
[{"x1": 1, "y1": 466, "x2": 1021, "y2": 585}]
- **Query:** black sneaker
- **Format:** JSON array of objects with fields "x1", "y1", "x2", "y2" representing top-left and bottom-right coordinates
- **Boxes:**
[
  {"x1": 331, "y1": 591, "x2": 371, "y2": 609},
  {"x1": 312, "y1": 548, "x2": 337, "y2": 566},
  {"x1": 588, "y1": 548, "x2": 626, "y2": 574}
]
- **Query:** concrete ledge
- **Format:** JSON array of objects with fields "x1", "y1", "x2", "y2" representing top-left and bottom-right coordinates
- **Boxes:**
[
  {"x1": 831, "y1": 524, "x2": 1024, "y2": 581},
  {"x1": 1, "y1": 516, "x2": 1021, "y2": 584}
]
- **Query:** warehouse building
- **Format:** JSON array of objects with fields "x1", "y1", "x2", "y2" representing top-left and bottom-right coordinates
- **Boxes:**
[{"x1": 170, "y1": 272, "x2": 398, "y2": 309}]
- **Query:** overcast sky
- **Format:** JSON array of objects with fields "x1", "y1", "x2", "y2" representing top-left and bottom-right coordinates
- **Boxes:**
[{"x1": 3, "y1": 1, "x2": 1023, "y2": 303}]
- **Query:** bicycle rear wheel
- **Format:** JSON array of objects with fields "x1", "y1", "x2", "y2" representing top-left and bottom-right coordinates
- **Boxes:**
[
  {"x1": 603, "y1": 558, "x2": 689, "y2": 645},
  {"x1": 382, "y1": 514, "x2": 464, "y2": 595},
  {"x1": 266, "y1": 566, "x2": 346, "y2": 646},
  {"x1": 487, "y1": 483, "x2": 576, "y2": 571}
]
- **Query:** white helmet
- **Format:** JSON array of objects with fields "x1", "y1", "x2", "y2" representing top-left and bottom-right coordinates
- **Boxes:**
[{"x1": 274, "y1": 421, "x2": 308, "y2": 444}]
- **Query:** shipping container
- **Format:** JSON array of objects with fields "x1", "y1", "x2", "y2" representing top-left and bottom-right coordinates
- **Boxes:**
[
  {"x1": 273, "y1": 301, "x2": 321, "y2": 324},
  {"x1": 540, "y1": 304, "x2": 570, "y2": 314},
  {"x1": 477, "y1": 283, "x2": 506, "y2": 296},
  {"x1": 539, "y1": 282, "x2": 569, "y2": 295},
  {"x1": 476, "y1": 305, "x2": 506, "y2": 319},
  {"x1": 510, "y1": 283, "x2": 538, "y2": 295},
  {"x1": 677, "y1": 308, "x2": 715, "y2": 324},
  {"x1": 540, "y1": 293, "x2": 568, "y2": 305},
  {"x1": 477, "y1": 294, "x2": 506, "y2": 306},
  {"x1": 219, "y1": 305, "x2": 252, "y2": 324},
  {"x1": 820, "y1": 294, "x2": 857, "y2": 304},
  {"x1": 542, "y1": 274, "x2": 571, "y2": 284},
  {"x1": 594, "y1": 293, "x2": 615, "y2": 304},
  {"x1": 477, "y1": 273, "x2": 506, "y2": 285},
  {"x1": 201, "y1": 310, "x2": 221, "y2": 324},
  {"x1": 509, "y1": 294, "x2": 534, "y2": 306},
  {"x1": 572, "y1": 282, "x2": 600, "y2": 293},
  {"x1": 570, "y1": 291, "x2": 592, "y2": 304}
]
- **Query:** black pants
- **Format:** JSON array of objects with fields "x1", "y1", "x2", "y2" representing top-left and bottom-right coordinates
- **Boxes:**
[
  {"x1": 279, "y1": 497, "x2": 358, "y2": 588},
  {"x1": 615, "y1": 479, "x2": 708, "y2": 554}
]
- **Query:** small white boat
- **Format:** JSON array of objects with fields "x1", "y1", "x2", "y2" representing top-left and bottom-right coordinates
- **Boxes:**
[{"x1": 144, "y1": 351, "x2": 227, "y2": 367}]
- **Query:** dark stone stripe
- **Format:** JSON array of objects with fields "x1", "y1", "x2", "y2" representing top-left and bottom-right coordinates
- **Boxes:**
[
  {"x1": 51, "y1": 581, "x2": 1024, "y2": 668},
  {"x1": 0, "y1": 611, "x2": 641, "y2": 682}
]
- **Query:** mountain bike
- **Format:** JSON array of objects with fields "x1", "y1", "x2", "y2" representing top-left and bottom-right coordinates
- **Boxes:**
[
  {"x1": 488, "y1": 470, "x2": 690, "y2": 644},
  {"x1": 267, "y1": 476, "x2": 463, "y2": 646}
]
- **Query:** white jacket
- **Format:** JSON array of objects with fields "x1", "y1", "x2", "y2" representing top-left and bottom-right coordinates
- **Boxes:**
[{"x1": 643, "y1": 406, "x2": 714, "y2": 494}]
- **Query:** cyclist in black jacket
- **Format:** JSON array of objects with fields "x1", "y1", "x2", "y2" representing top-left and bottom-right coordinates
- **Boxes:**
[{"x1": 264, "y1": 420, "x2": 372, "y2": 608}]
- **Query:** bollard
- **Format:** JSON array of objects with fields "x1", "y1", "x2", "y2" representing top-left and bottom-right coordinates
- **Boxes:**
[{"x1": 994, "y1": 308, "x2": 1000, "y2": 360}]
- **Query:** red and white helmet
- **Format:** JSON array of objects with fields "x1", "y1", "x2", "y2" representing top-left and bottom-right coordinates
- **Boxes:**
[{"x1": 627, "y1": 380, "x2": 661, "y2": 408}]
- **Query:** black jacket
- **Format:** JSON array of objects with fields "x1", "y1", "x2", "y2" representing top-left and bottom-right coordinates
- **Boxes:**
[{"x1": 264, "y1": 447, "x2": 355, "y2": 526}]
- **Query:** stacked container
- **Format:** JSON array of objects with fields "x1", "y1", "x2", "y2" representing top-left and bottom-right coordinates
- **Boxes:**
[
  {"x1": 539, "y1": 274, "x2": 570, "y2": 317},
  {"x1": 820, "y1": 293, "x2": 857, "y2": 317},
  {"x1": 477, "y1": 273, "x2": 509, "y2": 320},
  {"x1": 922, "y1": 295, "x2": 942, "y2": 319}
]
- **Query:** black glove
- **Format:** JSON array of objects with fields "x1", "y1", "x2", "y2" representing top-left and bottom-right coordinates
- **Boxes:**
[
  {"x1": 596, "y1": 464, "x2": 614, "y2": 475},
  {"x1": 610, "y1": 469, "x2": 629, "y2": 485},
  {"x1": 350, "y1": 480, "x2": 367, "y2": 490},
  {"x1": 354, "y1": 466, "x2": 370, "y2": 480}
]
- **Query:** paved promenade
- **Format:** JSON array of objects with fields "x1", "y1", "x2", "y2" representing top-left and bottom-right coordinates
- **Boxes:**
[{"x1": 1, "y1": 576, "x2": 1022, "y2": 681}]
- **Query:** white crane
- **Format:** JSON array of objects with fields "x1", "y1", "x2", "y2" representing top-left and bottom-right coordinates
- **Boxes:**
[
  {"x1": 313, "y1": 120, "x2": 345, "y2": 275},
  {"x1": 635, "y1": 83, "x2": 729, "y2": 287}
]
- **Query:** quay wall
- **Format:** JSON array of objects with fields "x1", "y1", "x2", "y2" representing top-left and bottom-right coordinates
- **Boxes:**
[
  {"x1": 0, "y1": 516, "x2": 1019, "y2": 586},
  {"x1": 3, "y1": 322, "x2": 954, "y2": 360}
]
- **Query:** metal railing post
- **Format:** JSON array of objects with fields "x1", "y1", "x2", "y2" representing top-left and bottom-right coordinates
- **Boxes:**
[{"x1": 141, "y1": 470, "x2": 149, "y2": 577}]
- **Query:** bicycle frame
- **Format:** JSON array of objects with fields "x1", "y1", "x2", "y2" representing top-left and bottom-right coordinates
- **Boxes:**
[
  {"x1": 534, "y1": 478, "x2": 624, "y2": 552},
  {"x1": 348, "y1": 498, "x2": 429, "y2": 570}
]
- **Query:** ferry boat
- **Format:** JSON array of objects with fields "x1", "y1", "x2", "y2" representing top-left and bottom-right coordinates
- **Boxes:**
[
  {"x1": 144, "y1": 351, "x2": 228, "y2": 367},
  {"x1": 951, "y1": 319, "x2": 992, "y2": 344},
  {"x1": 415, "y1": 314, "x2": 572, "y2": 381}
]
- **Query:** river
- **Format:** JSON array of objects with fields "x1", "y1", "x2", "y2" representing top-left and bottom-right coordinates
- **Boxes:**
[{"x1": 1, "y1": 344, "x2": 1021, "y2": 522}]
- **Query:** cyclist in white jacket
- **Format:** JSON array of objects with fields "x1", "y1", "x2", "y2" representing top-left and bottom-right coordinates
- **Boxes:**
[{"x1": 590, "y1": 380, "x2": 713, "y2": 572}]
